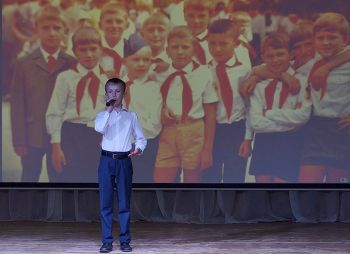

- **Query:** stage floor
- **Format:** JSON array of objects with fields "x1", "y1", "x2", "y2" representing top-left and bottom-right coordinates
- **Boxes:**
[{"x1": 0, "y1": 221, "x2": 349, "y2": 253}]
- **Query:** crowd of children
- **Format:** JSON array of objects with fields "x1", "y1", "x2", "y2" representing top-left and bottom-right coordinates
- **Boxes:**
[{"x1": 3, "y1": 0, "x2": 350, "y2": 183}]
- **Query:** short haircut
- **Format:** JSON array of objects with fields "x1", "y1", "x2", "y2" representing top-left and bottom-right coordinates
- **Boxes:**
[
  {"x1": 313, "y1": 12, "x2": 349, "y2": 38},
  {"x1": 142, "y1": 12, "x2": 170, "y2": 30},
  {"x1": 289, "y1": 21, "x2": 314, "y2": 50},
  {"x1": 261, "y1": 32, "x2": 290, "y2": 53},
  {"x1": 99, "y1": 2, "x2": 128, "y2": 21},
  {"x1": 167, "y1": 26, "x2": 195, "y2": 44},
  {"x1": 34, "y1": 5, "x2": 65, "y2": 27},
  {"x1": 184, "y1": 0, "x2": 214, "y2": 13},
  {"x1": 105, "y1": 78, "x2": 126, "y2": 93},
  {"x1": 229, "y1": 11, "x2": 252, "y2": 24},
  {"x1": 208, "y1": 19, "x2": 240, "y2": 40},
  {"x1": 72, "y1": 27, "x2": 101, "y2": 50}
]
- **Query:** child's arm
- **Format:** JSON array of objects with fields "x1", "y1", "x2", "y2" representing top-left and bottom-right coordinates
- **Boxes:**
[
  {"x1": 239, "y1": 64, "x2": 300, "y2": 98},
  {"x1": 264, "y1": 77, "x2": 312, "y2": 127},
  {"x1": 46, "y1": 75, "x2": 70, "y2": 172},
  {"x1": 238, "y1": 120, "x2": 253, "y2": 159},
  {"x1": 10, "y1": 60, "x2": 28, "y2": 157},
  {"x1": 338, "y1": 116, "x2": 350, "y2": 134},
  {"x1": 94, "y1": 111, "x2": 111, "y2": 134},
  {"x1": 309, "y1": 48, "x2": 350, "y2": 91},
  {"x1": 130, "y1": 112, "x2": 147, "y2": 157},
  {"x1": 200, "y1": 102, "x2": 217, "y2": 170},
  {"x1": 249, "y1": 87, "x2": 282, "y2": 132}
]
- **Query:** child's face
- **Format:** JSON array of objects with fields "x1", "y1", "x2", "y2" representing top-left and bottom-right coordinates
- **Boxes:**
[
  {"x1": 124, "y1": 47, "x2": 152, "y2": 80},
  {"x1": 141, "y1": 22, "x2": 169, "y2": 51},
  {"x1": 291, "y1": 38, "x2": 315, "y2": 66},
  {"x1": 262, "y1": 47, "x2": 291, "y2": 74},
  {"x1": 166, "y1": 37, "x2": 194, "y2": 69},
  {"x1": 314, "y1": 29, "x2": 347, "y2": 59},
  {"x1": 99, "y1": 11, "x2": 128, "y2": 42},
  {"x1": 36, "y1": 19, "x2": 66, "y2": 52},
  {"x1": 184, "y1": 9, "x2": 210, "y2": 36},
  {"x1": 106, "y1": 83, "x2": 124, "y2": 107},
  {"x1": 73, "y1": 42, "x2": 102, "y2": 69},
  {"x1": 208, "y1": 32, "x2": 236, "y2": 63}
]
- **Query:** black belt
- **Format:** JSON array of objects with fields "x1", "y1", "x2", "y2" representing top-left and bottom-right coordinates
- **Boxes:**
[{"x1": 101, "y1": 150, "x2": 130, "y2": 159}]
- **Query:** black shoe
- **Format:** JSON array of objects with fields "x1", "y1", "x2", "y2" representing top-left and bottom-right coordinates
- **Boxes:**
[
  {"x1": 100, "y1": 243, "x2": 113, "y2": 253},
  {"x1": 120, "y1": 242, "x2": 132, "y2": 252}
]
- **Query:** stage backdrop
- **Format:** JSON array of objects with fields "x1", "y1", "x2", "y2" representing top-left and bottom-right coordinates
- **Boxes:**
[{"x1": 2, "y1": 0, "x2": 350, "y2": 184}]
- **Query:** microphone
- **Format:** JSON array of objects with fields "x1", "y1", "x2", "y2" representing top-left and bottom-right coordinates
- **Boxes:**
[{"x1": 106, "y1": 99, "x2": 116, "y2": 107}]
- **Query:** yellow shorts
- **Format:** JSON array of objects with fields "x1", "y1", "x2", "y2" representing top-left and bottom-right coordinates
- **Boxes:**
[{"x1": 155, "y1": 119, "x2": 204, "y2": 170}]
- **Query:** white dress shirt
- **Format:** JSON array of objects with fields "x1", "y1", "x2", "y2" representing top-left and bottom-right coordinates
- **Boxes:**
[
  {"x1": 124, "y1": 75, "x2": 162, "y2": 139},
  {"x1": 195, "y1": 29, "x2": 212, "y2": 65},
  {"x1": 249, "y1": 67, "x2": 312, "y2": 133},
  {"x1": 39, "y1": 46, "x2": 60, "y2": 63},
  {"x1": 46, "y1": 64, "x2": 108, "y2": 143},
  {"x1": 310, "y1": 50, "x2": 350, "y2": 118},
  {"x1": 164, "y1": 62, "x2": 218, "y2": 119},
  {"x1": 209, "y1": 56, "x2": 253, "y2": 139},
  {"x1": 95, "y1": 107, "x2": 147, "y2": 152}
]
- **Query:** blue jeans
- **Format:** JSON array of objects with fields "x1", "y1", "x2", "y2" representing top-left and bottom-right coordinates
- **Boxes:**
[{"x1": 98, "y1": 154, "x2": 133, "y2": 244}]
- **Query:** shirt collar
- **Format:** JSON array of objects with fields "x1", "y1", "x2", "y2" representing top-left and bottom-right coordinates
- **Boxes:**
[
  {"x1": 39, "y1": 45, "x2": 60, "y2": 62},
  {"x1": 153, "y1": 50, "x2": 169, "y2": 62},
  {"x1": 211, "y1": 55, "x2": 239, "y2": 67},
  {"x1": 124, "y1": 74, "x2": 149, "y2": 85},
  {"x1": 169, "y1": 61, "x2": 194, "y2": 74},
  {"x1": 101, "y1": 34, "x2": 124, "y2": 57},
  {"x1": 76, "y1": 63, "x2": 101, "y2": 76},
  {"x1": 196, "y1": 29, "x2": 208, "y2": 41}
]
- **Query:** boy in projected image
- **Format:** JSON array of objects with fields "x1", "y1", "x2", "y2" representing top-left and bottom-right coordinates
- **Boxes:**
[
  {"x1": 46, "y1": 27, "x2": 107, "y2": 182},
  {"x1": 95, "y1": 78, "x2": 146, "y2": 253},
  {"x1": 202, "y1": 19, "x2": 253, "y2": 183},
  {"x1": 239, "y1": 21, "x2": 350, "y2": 99},
  {"x1": 140, "y1": 12, "x2": 171, "y2": 74},
  {"x1": 10, "y1": 5, "x2": 76, "y2": 182},
  {"x1": 99, "y1": 3, "x2": 129, "y2": 78},
  {"x1": 299, "y1": 13, "x2": 350, "y2": 183},
  {"x1": 248, "y1": 32, "x2": 312, "y2": 183},
  {"x1": 184, "y1": 0, "x2": 214, "y2": 65},
  {"x1": 153, "y1": 26, "x2": 218, "y2": 183},
  {"x1": 122, "y1": 33, "x2": 163, "y2": 183}
]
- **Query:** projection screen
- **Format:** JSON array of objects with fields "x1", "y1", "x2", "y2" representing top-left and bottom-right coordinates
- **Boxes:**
[{"x1": 2, "y1": 0, "x2": 350, "y2": 185}]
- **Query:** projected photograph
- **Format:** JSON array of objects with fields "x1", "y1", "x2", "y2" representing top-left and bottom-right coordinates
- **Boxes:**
[{"x1": 2, "y1": 0, "x2": 350, "y2": 184}]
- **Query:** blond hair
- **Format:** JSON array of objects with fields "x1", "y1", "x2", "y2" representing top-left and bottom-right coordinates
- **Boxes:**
[
  {"x1": 261, "y1": 32, "x2": 290, "y2": 53},
  {"x1": 34, "y1": 5, "x2": 65, "y2": 27},
  {"x1": 99, "y1": 2, "x2": 128, "y2": 21},
  {"x1": 167, "y1": 26, "x2": 195, "y2": 44},
  {"x1": 184, "y1": 0, "x2": 214, "y2": 13},
  {"x1": 72, "y1": 27, "x2": 101, "y2": 49},
  {"x1": 313, "y1": 12, "x2": 349, "y2": 38}
]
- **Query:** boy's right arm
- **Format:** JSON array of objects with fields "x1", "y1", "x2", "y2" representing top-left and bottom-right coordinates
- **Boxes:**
[
  {"x1": 46, "y1": 74, "x2": 70, "y2": 172},
  {"x1": 94, "y1": 111, "x2": 111, "y2": 134},
  {"x1": 10, "y1": 60, "x2": 27, "y2": 156},
  {"x1": 240, "y1": 64, "x2": 301, "y2": 98}
]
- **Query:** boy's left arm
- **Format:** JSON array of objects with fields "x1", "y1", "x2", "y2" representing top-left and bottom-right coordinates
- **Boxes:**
[
  {"x1": 200, "y1": 102, "x2": 217, "y2": 170},
  {"x1": 309, "y1": 48, "x2": 350, "y2": 90}
]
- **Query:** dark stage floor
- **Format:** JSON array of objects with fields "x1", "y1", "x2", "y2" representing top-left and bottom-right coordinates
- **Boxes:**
[{"x1": 0, "y1": 221, "x2": 349, "y2": 253}]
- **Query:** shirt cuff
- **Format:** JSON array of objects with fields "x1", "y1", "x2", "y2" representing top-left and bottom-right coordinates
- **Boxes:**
[{"x1": 50, "y1": 133, "x2": 61, "y2": 144}]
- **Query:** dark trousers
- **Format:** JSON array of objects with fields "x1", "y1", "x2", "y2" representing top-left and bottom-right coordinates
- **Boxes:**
[
  {"x1": 132, "y1": 136, "x2": 159, "y2": 183},
  {"x1": 202, "y1": 120, "x2": 247, "y2": 183},
  {"x1": 20, "y1": 146, "x2": 54, "y2": 182},
  {"x1": 53, "y1": 122, "x2": 100, "y2": 182},
  {"x1": 98, "y1": 154, "x2": 133, "y2": 244}
]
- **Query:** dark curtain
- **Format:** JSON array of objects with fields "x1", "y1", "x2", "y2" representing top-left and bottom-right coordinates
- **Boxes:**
[{"x1": 0, "y1": 190, "x2": 349, "y2": 223}]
